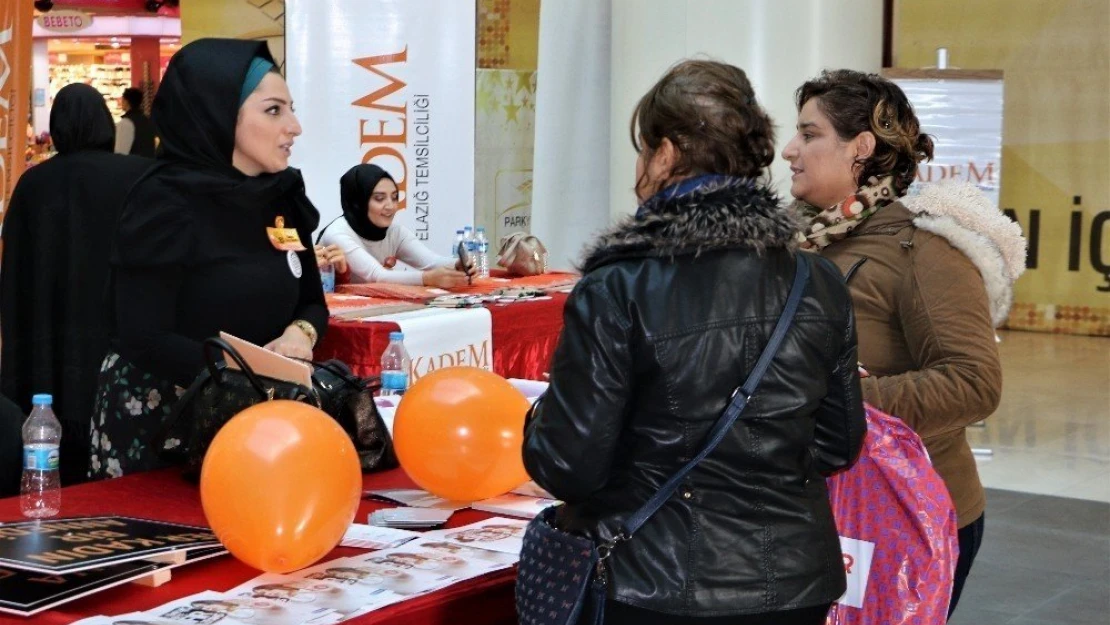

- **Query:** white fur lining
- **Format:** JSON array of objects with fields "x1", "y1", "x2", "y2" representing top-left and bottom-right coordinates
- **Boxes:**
[
  {"x1": 904, "y1": 182, "x2": 1028, "y2": 328},
  {"x1": 913, "y1": 215, "x2": 1013, "y2": 326}
]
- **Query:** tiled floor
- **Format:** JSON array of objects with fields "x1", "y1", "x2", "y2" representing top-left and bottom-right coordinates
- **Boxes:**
[
  {"x1": 948, "y1": 489, "x2": 1109, "y2": 625},
  {"x1": 968, "y1": 330, "x2": 1110, "y2": 502},
  {"x1": 948, "y1": 330, "x2": 1110, "y2": 624}
]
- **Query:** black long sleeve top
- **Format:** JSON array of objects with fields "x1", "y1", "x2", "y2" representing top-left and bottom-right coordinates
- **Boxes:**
[{"x1": 113, "y1": 177, "x2": 327, "y2": 388}]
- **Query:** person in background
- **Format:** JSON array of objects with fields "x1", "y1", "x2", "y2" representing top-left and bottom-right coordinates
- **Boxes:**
[
  {"x1": 1, "y1": 83, "x2": 154, "y2": 485},
  {"x1": 114, "y1": 87, "x2": 157, "y2": 157},
  {"x1": 89, "y1": 39, "x2": 327, "y2": 480},
  {"x1": 523, "y1": 60, "x2": 866, "y2": 625},
  {"x1": 782, "y1": 69, "x2": 1021, "y2": 618},
  {"x1": 0, "y1": 394, "x2": 28, "y2": 496},
  {"x1": 317, "y1": 164, "x2": 474, "y2": 288}
]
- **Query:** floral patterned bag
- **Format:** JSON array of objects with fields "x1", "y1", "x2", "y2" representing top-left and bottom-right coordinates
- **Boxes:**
[{"x1": 156, "y1": 337, "x2": 397, "y2": 481}]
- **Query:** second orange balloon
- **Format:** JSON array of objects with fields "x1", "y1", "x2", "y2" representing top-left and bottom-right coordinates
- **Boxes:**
[{"x1": 393, "y1": 367, "x2": 531, "y2": 501}]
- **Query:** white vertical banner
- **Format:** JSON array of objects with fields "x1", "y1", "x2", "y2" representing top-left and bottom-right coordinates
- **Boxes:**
[
  {"x1": 893, "y1": 77, "x2": 1004, "y2": 206},
  {"x1": 609, "y1": 0, "x2": 882, "y2": 219},
  {"x1": 531, "y1": 0, "x2": 612, "y2": 271},
  {"x1": 286, "y1": 0, "x2": 476, "y2": 253}
]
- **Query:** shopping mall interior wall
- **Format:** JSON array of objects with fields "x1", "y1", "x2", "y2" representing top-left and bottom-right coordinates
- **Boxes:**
[{"x1": 895, "y1": 0, "x2": 1109, "y2": 335}]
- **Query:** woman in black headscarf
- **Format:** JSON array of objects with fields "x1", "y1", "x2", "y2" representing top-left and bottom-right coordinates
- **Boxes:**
[
  {"x1": 1, "y1": 83, "x2": 153, "y2": 487},
  {"x1": 317, "y1": 164, "x2": 473, "y2": 287},
  {"x1": 88, "y1": 39, "x2": 327, "y2": 480}
]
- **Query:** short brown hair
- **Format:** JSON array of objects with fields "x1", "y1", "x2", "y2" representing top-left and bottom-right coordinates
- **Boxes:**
[
  {"x1": 795, "y1": 69, "x2": 934, "y2": 196},
  {"x1": 631, "y1": 60, "x2": 775, "y2": 188}
]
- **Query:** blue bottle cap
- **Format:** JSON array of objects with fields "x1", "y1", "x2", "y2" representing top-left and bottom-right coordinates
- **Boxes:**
[
  {"x1": 32, "y1": 393, "x2": 53, "y2": 405},
  {"x1": 389, "y1": 332, "x2": 405, "y2": 341}
]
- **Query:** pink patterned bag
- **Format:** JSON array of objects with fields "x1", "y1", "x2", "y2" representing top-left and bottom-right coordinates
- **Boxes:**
[{"x1": 825, "y1": 404, "x2": 959, "y2": 625}]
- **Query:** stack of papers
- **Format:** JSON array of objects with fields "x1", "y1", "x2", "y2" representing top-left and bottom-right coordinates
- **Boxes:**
[
  {"x1": 510, "y1": 481, "x2": 554, "y2": 499},
  {"x1": 364, "y1": 489, "x2": 471, "y2": 511},
  {"x1": 368, "y1": 508, "x2": 454, "y2": 529},
  {"x1": 472, "y1": 494, "x2": 559, "y2": 519},
  {"x1": 340, "y1": 524, "x2": 421, "y2": 550}
]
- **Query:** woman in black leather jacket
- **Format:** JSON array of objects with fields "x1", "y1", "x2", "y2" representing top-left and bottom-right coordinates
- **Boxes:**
[{"x1": 523, "y1": 60, "x2": 866, "y2": 625}]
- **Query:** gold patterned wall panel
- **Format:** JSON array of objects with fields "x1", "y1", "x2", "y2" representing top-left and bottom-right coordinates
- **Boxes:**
[
  {"x1": 182, "y1": 0, "x2": 286, "y2": 70},
  {"x1": 478, "y1": 0, "x2": 540, "y2": 70},
  {"x1": 897, "y1": 0, "x2": 1109, "y2": 335}
]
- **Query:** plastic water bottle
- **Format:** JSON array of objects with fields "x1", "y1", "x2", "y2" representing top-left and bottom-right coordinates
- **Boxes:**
[
  {"x1": 463, "y1": 226, "x2": 475, "y2": 255},
  {"x1": 453, "y1": 229, "x2": 466, "y2": 258},
  {"x1": 21, "y1": 394, "x2": 61, "y2": 518},
  {"x1": 320, "y1": 263, "x2": 336, "y2": 293},
  {"x1": 475, "y1": 227, "x2": 490, "y2": 278},
  {"x1": 380, "y1": 332, "x2": 412, "y2": 396}
]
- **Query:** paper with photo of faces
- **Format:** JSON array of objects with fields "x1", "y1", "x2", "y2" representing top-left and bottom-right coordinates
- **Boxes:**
[
  {"x1": 340, "y1": 523, "x2": 422, "y2": 550},
  {"x1": 424, "y1": 517, "x2": 528, "y2": 555},
  {"x1": 148, "y1": 591, "x2": 255, "y2": 625},
  {"x1": 150, "y1": 590, "x2": 338, "y2": 625},
  {"x1": 229, "y1": 573, "x2": 403, "y2": 620},
  {"x1": 354, "y1": 540, "x2": 512, "y2": 583},
  {"x1": 298, "y1": 556, "x2": 456, "y2": 598},
  {"x1": 407, "y1": 539, "x2": 519, "y2": 567}
]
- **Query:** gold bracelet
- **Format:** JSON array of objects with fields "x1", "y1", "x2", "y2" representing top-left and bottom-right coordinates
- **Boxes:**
[{"x1": 290, "y1": 320, "x2": 318, "y2": 347}]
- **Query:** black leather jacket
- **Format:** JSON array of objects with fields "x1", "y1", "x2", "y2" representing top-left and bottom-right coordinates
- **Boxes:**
[{"x1": 523, "y1": 180, "x2": 865, "y2": 617}]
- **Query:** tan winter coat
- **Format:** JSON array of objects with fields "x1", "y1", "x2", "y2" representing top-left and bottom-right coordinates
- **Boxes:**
[{"x1": 819, "y1": 182, "x2": 1026, "y2": 528}]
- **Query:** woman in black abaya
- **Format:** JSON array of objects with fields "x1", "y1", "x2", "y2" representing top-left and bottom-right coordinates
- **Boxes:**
[
  {"x1": 1, "y1": 83, "x2": 153, "y2": 487},
  {"x1": 88, "y1": 39, "x2": 327, "y2": 479}
]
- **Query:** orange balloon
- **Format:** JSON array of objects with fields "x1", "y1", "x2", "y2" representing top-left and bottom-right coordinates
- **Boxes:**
[
  {"x1": 393, "y1": 367, "x2": 531, "y2": 501},
  {"x1": 200, "y1": 401, "x2": 362, "y2": 573}
]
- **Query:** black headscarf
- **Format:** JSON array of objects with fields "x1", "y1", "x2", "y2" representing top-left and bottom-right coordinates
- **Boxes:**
[
  {"x1": 144, "y1": 38, "x2": 317, "y2": 226},
  {"x1": 50, "y1": 83, "x2": 115, "y2": 154},
  {"x1": 338, "y1": 164, "x2": 395, "y2": 241}
]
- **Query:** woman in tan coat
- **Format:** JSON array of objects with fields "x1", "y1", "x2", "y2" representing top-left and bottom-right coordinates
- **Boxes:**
[{"x1": 781, "y1": 70, "x2": 1026, "y2": 619}]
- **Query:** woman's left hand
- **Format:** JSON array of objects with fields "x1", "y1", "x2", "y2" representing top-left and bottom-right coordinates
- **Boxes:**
[
  {"x1": 264, "y1": 326, "x2": 314, "y2": 360},
  {"x1": 315, "y1": 244, "x2": 349, "y2": 274}
]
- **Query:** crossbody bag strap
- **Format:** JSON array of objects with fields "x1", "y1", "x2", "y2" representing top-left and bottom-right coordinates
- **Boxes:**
[{"x1": 616, "y1": 253, "x2": 812, "y2": 541}]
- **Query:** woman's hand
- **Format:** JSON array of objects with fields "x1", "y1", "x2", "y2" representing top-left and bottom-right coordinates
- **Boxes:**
[
  {"x1": 264, "y1": 325, "x2": 314, "y2": 360},
  {"x1": 422, "y1": 266, "x2": 471, "y2": 288},
  {"x1": 455, "y1": 258, "x2": 478, "y2": 280},
  {"x1": 315, "y1": 244, "x2": 348, "y2": 274}
]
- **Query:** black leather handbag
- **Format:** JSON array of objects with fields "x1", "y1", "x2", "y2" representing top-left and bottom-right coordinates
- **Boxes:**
[{"x1": 156, "y1": 337, "x2": 398, "y2": 481}]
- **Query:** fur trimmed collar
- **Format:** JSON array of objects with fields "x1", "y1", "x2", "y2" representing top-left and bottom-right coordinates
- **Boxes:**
[
  {"x1": 581, "y1": 179, "x2": 801, "y2": 272},
  {"x1": 903, "y1": 181, "x2": 1027, "y2": 327}
]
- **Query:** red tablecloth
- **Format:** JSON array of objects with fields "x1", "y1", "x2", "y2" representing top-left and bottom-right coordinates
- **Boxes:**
[
  {"x1": 316, "y1": 294, "x2": 568, "y2": 382},
  {"x1": 0, "y1": 470, "x2": 516, "y2": 625}
]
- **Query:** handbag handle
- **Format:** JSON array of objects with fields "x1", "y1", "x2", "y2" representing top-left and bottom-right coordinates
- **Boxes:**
[
  {"x1": 612, "y1": 253, "x2": 812, "y2": 545},
  {"x1": 498, "y1": 232, "x2": 524, "y2": 256},
  {"x1": 310, "y1": 359, "x2": 381, "y2": 393},
  {"x1": 201, "y1": 337, "x2": 272, "y2": 400}
]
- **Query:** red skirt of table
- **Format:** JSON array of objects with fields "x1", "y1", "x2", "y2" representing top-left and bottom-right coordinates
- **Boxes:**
[{"x1": 316, "y1": 294, "x2": 568, "y2": 381}]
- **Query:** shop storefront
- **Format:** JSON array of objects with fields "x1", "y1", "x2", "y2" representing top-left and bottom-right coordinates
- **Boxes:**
[{"x1": 28, "y1": 1, "x2": 179, "y2": 163}]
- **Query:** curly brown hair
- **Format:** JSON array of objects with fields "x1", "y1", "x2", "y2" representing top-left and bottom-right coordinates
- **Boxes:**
[
  {"x1": 630, "y1": 59, "x2": 776, "y2": 193},
  {"x1": 795, "y1": 69, "x2": 934, "y2": 196}
]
